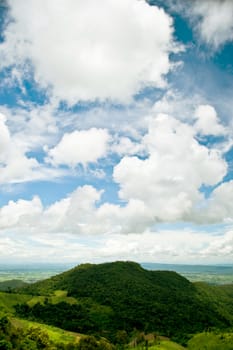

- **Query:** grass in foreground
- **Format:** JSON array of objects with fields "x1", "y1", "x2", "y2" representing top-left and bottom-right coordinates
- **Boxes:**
[
  {"x1": 132, "y1": 340, "x2": 185, "y2": 350},
  {"x1": 12, "y1": 317, "x2": 81, "y2": 345},
  {"x1": 187, "y1": 331, "x2": 233, "y2": 350}
]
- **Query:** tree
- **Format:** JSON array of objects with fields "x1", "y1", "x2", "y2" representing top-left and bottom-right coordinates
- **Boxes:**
[
  {"x1": 77, "y1": 336, "x2": 99, "y2": 350},
  {"x1": 25, "y1": 327, "x2": 50, "y2": 349}
]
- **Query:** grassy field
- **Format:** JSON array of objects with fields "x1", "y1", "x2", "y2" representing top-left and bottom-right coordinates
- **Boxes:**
[
  {"x1": 0, "y1": 289, "x2": 77, "y2": 313},
  {"x1": 11, "y1": 317, "x2": 81, "y2": 345},
  {"x1": 27, "y1": 290, "x2": 77, "y2": 307},
  {"x1": 0, "y1": 290, "x2": 81, "y2": 346},
  {"x1": 0, "y1": 292, "x2": 32, "y2": 313},
  {"x1": 187, "y1": 331, "x2": 233, "y2": 350}
]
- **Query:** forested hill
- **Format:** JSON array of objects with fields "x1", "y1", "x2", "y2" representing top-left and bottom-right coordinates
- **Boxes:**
[
  {"x1": 19, "y1": 261, "x2": 194, "y2": 296},
  {"x1": 16, "y1": 261, "x2": 233, "y2": 341}
]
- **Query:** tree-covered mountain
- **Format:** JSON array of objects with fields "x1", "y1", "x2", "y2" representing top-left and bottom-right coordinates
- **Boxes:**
[{"x1": 15, "y1": 261, "x2": 233, "y2": 343}]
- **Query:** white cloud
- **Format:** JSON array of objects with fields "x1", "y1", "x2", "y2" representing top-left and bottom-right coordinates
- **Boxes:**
[
  {"x1": 0, "y1": 153, "x2": 39, "y2": 184},
  {"x1": 0, "y1": 184, "x2": 152, "y2": 235},
  {"x1": 82, "y1": 229, "x2": 210, "y2": 263},
  {"x1": 0, "y1": 228, "x2": 232, "y2": 264},
  {"x1": 194, "y1": 105, "x2": 226, "y2": 136},
  {"x1": 6, "y1": 105, "x2": 59, "y2": 151},
  {"x1": 0, "y1": 196, "x2": 42, "y2": 229},
  {"x1": 204, "y1": 181, "x2": 233, "y2": 223},
  {"x1": 0, "y1": 172, "x2": 231, "y2": 238},
  {"x1": 47, "y1": 128, "x2": 110, "y2": 167},
  {"x1": 114, "y1": 113, "x2": 227, "y2": 222},
  {"x1": 0, "y1": 113, "x2": 39, "y2": 183},
  {"x1": 169, "y1": 0, "x2": 233, "y2": 49},
  {"x1": 200, "y1": 230, "x2": 233, "y2": 258},
  {"x1": 192, "y1": 0, "x2": 233, "y2": 49},
  {"x1": 45, "y1": 185, "x2": 103, "y2": 233},
  {"x1": 0, "y1": 0, "x2": 177, "y2": 103},
  {"x1": 0, "y1": 110, "x2": 230, "y2": 235},
  {"x1": 42, "y1": 186, "x2": 151, "y2": 235},
  {"x1": 0, "y1": 104, "x2": 231, "y2": 238},
  {"x1": 0, "y1": 111, "x2": 65, "y2": 184},
  {"x1": 152, "y1": 93, "x2": 232, "y2": 153},
  {"x1": 0, "y1": 113, "x2": 11, "y2": 155},
  {"x1": 111, "y1": 136, "x2": 145, "y2": 156}
]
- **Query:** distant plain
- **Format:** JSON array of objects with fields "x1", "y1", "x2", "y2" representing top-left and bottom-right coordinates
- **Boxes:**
[{"x1": 0, "y1": 262, "x2": 232, "y2": 284}]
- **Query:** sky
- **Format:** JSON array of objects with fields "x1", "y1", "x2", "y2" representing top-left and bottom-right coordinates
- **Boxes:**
[{"x1": 0, "y1": 0, "x2": 233, "y2": 265}]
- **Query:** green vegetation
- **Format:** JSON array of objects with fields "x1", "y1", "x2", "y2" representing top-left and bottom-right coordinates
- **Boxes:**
[
  {"x1": 136, "y1": 341, "x2": 185, "y2": 349},
  {"x1": 0, "y1": 261, "x2": 232, "y2": 349},
  {"x1": 0, "y1": 292, "x2": 32, "y2": 313},
  {"x1": 195, "y1": 282, "x2": 233, "y2": 323},
  {"x1": 0, "y1": 289, "x2": 77, "y2": 314},
  {"x1": 0, "y1": 280, "x2": 28, "y2": 292},
  {"x1": 15, "y1": 262, "x2": 233, "y2": 343},
  {"x1": 13, "y1": 318, "x2": 81, "y2": 344},
  {"x1": 0, "y1": 315, "x2": 114, "y2": 349},
  {"x1": 154, "y1": 340, "x2": 185, "y2": 349},
  {"x1": 187, "y1": 331, "x2": 233, "y2": 350}
]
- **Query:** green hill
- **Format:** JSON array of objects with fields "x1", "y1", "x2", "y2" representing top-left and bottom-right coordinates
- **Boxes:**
[
  {"x1": 15, "y1": 261, "x2": 233, "y2": 343},
  {"x1": 0, "y1": 279, "x2": 28, "y2": 292}
]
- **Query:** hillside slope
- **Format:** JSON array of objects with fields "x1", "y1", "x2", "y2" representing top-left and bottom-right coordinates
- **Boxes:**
[{"x1": 16, "y1": 261, "x2": 233, "y2": 341}]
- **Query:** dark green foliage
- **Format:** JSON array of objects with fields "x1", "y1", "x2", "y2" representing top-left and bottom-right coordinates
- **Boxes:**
[
  {"x1": 0, "y1": 340, "x2": 12, "y2": 350},
  {"x1": 77, "y1": 336, "x2": 100, "y2": 350},
  {"x1": 15, "y1": 261, "x2": 233, "y2": 343},
  {"x1": 77, "y1": 336, "x2": 114, "y2": 350},
  {"x1": 0, "y1": 316, "x2": 10, "y2": 334},
  {"x1": 194, "y1": 282, "x2": 233, "y2": 324},
  {"x1": 0, "y1": 280, "x2": 28, "y2": 292},
  {"x1": 15, "y1": 301, "x2": 108, "y2": 334}
]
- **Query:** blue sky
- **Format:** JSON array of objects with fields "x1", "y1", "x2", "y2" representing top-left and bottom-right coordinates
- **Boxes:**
[{"x1": 0, "y1": 0, "x2": 232, "y2": 264}]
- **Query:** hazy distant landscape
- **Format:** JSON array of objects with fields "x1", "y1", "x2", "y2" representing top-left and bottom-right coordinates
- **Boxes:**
[
  {"x1": 0, "y1": 262, "x2": 232, "y2": 285},
  {"x1": 0, "y1": 264, "x2": 74, "y2": 284},
  {"x1": 142, "y1": 263, "x2": 233, "y2": 285}
]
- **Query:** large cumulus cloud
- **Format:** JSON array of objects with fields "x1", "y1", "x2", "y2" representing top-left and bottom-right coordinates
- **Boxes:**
[
  {"x1": 0, "y1": 0, "x2": 177, "y2": 103},
  {"x1": 0, "y1": 110, "x2": 231, "y2": 235}
]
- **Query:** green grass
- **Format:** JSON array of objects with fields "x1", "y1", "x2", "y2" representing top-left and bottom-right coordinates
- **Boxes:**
[
  {"x1": 27, "y1": 295, "x2": 46, "y2": 307},
  {"x1": 155, "y1": 340, "x2": 185, "y2": 349},
  {"x1": 27, "y1": 292, "x2": 77, "y2": 307},
  {"x1": 0, "y1": 292, "x2": 32, "y2": 313},
  {"x1": 187, "y1": 331, "x2": 233, "y2": 350},
  {"x1": 0, "y1": 290, "x2": 77, "y2": 314},
  {"x1": 53, "y1": 290, "x2": 68, "y2": 297},
  {"x1": 132, "y1": 340, "x2": 185, "y2": 349},
  {"x1": 12, "y1": 317, "x2": 81, "y2": 345},
  {"x1": 0, "y1": 291, "x2": 81, "y2": 346},
  {"x1": 50, "y1": 290, "x2": 77, "y2": 305}
]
